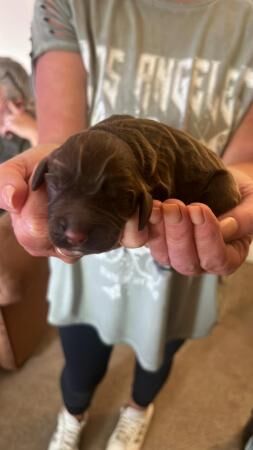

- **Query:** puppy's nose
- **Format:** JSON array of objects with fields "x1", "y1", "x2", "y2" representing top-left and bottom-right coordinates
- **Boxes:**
[{"x1": 64, "y1": 229, "x2": 87, "y2": 245}]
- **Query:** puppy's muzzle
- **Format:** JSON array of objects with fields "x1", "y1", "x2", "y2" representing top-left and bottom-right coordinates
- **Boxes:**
[{"x1": 56, "y1": 217, "x2": 88, "y2": 246}]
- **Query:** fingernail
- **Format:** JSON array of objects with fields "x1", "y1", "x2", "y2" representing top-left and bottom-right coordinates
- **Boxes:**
[
  {"x1": 153, "y1": 200, "x2": 162, "y2": 208},
  {"x1": 189, "y1": 206, "x2": 205, "y2": 225},
  {"x1": 2, "y1": 185, "x2": 15, "y2": 209},
  {"x1": 220, "y1": 217, "x2": 238, "y2": 239},
  {"x1": 149, "y1": 205, "x2": 162, "y2": 225},
  {"x1": 165, "y1": 204, "x2": 182, "y2": 224}
]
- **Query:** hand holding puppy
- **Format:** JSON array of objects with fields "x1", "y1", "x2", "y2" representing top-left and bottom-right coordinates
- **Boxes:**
[{"x1": 0, "y1": 116, "x2": 251, "y2": 274}]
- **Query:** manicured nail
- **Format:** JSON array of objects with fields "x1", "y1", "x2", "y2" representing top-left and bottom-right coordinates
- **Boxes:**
[
  {"x1": 164, "y1": 204, "x2": 182, "y2": 224},
  {"x1": 189, "y1": 205, "x2": 205, "y2": 225},
  {"x1": 2, "y1": 185, "x2": 15, "y2": 209}
]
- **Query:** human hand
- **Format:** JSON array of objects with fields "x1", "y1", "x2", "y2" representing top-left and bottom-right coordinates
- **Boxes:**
[
  {"x1": 2, "y1": 101, "x2": 38, "y2": 145},
  {"x1": 1, "y1": 150, "x2": 252, "y2": 270},
  {"x1": 121, "y1": 169, "x2": 253, "y2": 276},
  {"x1": 0, "y1": 145, "x2": 78, "y2": 263}
]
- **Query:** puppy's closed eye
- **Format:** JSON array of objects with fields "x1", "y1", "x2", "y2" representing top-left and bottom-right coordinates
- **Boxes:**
[{"x1": 45, "y1": 175, "x2": 66, "y2": 201}]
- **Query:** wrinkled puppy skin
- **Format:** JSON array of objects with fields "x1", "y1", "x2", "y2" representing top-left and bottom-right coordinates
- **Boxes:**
[{"x1": 32, "y1": 115, "x2": 240, "y2": 256}]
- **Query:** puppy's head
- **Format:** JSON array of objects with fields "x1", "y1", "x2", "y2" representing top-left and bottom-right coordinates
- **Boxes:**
[{"x1": 32, "y1": 129, "x2": 152, "y2": 255}]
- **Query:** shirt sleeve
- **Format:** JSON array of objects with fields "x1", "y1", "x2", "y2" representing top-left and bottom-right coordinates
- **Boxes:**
[{"x1": 31, "y1": 0, "x2": 80, "y2": 63}]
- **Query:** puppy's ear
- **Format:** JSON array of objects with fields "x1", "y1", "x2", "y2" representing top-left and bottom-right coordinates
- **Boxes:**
[
  {"x1": 31, "y1": 158, "x2": 49, "y2": 190},
  {"x1": 138, "y1": 190, "x2": 153, "y2": 230}
]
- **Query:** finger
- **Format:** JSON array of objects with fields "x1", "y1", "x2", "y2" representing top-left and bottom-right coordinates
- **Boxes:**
[
  {"x1": 0, "y1": 181, "x2": 28, "y2": 212},
  {"x1": 148, "y1": 202, "x2": 170, "y2": 265},
  {"x1": 163, "y1": 199, "x2": 201, "y2": 275},
  {"x1": 221, "y1": 200, "x2": 253, "y2": 241},
  {"x1": 148, "y1": 214, "x2": 170, "y2": 265},
  {"x1": 189, "y1": 204, "x2": 252, "y2": 275},
  {"x1": 10, "y1": 185, "x2": 52, "y2": 255},
  {"x1": 148, "y1": 201, "x2": 162, "y2": 225},
  {"x1": 0, "y1": 144, "x2": 57, "y2": 211},
  {"x1": 121, "y1": 209, "x2": 148, "y2": 248},
  {"x1": 220, "y1": 236, "x2": 252, "y2": 275},
  {"x1": 188, "y1": 204, "x2": 230, "y2": 274},
  {"x1": 219, "y1": 216, "x2": 239, "y2": 242}
]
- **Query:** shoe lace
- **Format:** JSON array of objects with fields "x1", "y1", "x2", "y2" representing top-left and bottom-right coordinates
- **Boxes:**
[
  {"x1": 114, "y1": 411, "x2": 146, "y2": 444},
  {"x1": 52, "y1": 413, "x2": 81, "y2": 449}
]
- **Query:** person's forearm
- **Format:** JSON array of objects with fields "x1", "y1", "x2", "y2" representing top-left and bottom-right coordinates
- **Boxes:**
[
  {"x1": 222, "y1": 103, "x2": 253, "y2": 172},
  {"x1": 35, "y1": 51, "x2": 88, "y2": 145}
]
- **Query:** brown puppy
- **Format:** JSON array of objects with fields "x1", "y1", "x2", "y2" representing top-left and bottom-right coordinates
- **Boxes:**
[{"x1": 32, "y1": 115, "x2": 240, "y2": 255}]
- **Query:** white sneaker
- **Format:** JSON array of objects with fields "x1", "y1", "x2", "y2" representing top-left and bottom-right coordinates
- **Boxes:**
[
  {"x1": 245, "y1": 436, "x2": 253, "y2": 450},
  {"x1": 105, "y1": 404, "x2": 154, "y2": 450},
  {"x1": 48, "y1": 407, "x2": 87, "y2": 450}
]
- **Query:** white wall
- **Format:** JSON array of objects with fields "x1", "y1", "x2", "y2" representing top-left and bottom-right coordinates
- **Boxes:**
[{"x1": 0, "y1": 0, "x2": 35, "y2": 73}]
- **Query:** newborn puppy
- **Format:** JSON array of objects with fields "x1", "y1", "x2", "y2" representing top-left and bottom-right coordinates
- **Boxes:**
[{"x1": 32, "y1": 115, "x2": 241, "y2": 256}]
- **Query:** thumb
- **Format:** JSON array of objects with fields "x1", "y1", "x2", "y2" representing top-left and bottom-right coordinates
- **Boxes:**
[
  {"x1": 0, "y1": 143, "x2": 58, "y2": 212},
  {"x1": 0, "y1": 158, "x2": 30, "y2": 212},
  {"x1": 0, "y1": 180, "x2": 28, "y2": 212},
  {"x1": 220, "y1": 216, "x2": 239, "y2": 242}
]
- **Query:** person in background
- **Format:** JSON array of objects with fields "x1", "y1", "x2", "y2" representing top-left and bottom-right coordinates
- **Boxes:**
[
  {"x1": 0, "y1": 57, "x2": 37, "y2": 216},
  {"x1": 1, "y1": 1, "x2": 253, "y2": 450},
  {"x1": 0, "y1": 57, "x2": 37, "y2": 164}
]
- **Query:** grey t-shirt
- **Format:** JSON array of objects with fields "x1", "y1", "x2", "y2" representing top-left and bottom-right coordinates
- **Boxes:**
[{"x1": 31, "y1": 0, "x2": 253, "y2": 370}]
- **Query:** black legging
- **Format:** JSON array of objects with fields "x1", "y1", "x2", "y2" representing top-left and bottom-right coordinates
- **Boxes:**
[{"x1": 59, "y1": 324, "x2": 184, "y2": 415}]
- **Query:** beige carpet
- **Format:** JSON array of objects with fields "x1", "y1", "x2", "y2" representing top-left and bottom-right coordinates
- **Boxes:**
[{"x1": 1, "y1": 263, "x2": 253, "y2": 450}]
